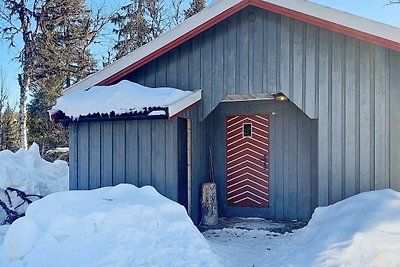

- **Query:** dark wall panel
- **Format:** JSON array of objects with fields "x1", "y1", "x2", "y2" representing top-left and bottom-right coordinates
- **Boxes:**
[
  {"x1": 69, "y1": 123, "x2": 78, "y2": 190},
  {"x1": 77, "y1": 122, "x2": 89, "y2": 190},
  {"x1": 89, "y1": 122, "x2": 101, "y2": 189}
]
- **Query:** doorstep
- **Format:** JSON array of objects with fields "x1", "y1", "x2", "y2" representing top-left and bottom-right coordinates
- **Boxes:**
[{"x1": 198, "y1": 217, "x2": 306, "y2": 234}]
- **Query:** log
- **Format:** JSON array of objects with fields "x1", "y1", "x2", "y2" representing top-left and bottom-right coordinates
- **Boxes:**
[{"x1": 201, "y1": 182, "x2": 218, "y2": 226}]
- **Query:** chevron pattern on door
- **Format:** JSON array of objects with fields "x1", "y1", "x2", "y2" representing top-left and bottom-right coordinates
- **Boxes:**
[{"x1": 226, "y1": 114, "x2": 269, "y2": 208}]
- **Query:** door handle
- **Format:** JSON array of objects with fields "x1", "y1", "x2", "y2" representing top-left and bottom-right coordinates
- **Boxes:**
[{"x1": 260, "y1": 154, "x2": 268, "y2": 170}]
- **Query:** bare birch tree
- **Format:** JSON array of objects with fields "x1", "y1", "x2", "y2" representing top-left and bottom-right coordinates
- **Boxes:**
[
  {"x1": 171, "y1": 0, "x2": 184, "y2": 26},
  {"x1": 1, "y1": 0, "x2": 108, "y2": 150},
  {"x1": 0, "y1": 0, "x2": 43, "y2": 149},
  {"x1": 184, "y1": 0, "x2": 205, "y2": 19},
  {"x1": 0, "y1": 70, "x2": 8, "y2": 147}
]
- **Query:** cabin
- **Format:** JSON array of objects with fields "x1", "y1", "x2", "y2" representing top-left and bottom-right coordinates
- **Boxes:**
[{"x1": 51, "y1": 0, "x2": 400, "y2": 223}]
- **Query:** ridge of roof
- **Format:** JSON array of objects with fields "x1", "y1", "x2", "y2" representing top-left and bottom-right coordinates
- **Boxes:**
[{"x1": 63, "y1": 0, "x2": 400, "y2": 94}]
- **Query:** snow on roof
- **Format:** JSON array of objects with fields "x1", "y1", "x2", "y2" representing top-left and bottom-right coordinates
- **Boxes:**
[
  {"x1": 63, "y1": 0, "x2": 400, "y2": 95},
  {"x1": 50, "y1": 80, "x2": 202, "y2": 120}
]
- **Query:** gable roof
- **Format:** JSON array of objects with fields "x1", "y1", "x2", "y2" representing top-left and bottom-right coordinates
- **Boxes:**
[{"x1": 64, "y1": 0, "x2": 400, "y2": 95}]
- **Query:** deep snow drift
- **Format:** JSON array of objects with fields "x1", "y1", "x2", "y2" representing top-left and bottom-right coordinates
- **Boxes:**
[
  {"x1": 0, "y1": 144, "x2": 69, "y2": 223},
  {"x1": 0, "y1": 184, "x2": 221, "y2": 267},
  {"x1": 290, "y1": 189, "x2": 400, "y2": 266},
  {"x1": 51, "y1": 80, "x2": 193, "y2": 119},
  {"x1": 1, "y1": 173, "x2": 400, "y2": 266},
  {"x1": 205, "y1": 189, "x2": 400, "y2": 267}
]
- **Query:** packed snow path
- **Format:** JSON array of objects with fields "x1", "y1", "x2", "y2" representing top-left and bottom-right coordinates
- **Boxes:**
[
  {"x1": 203, "y1": 218, "x2": 300, "y2": 267},
  {"x1": 204, "y1": 189, "x2": 400, "y2": 267}
]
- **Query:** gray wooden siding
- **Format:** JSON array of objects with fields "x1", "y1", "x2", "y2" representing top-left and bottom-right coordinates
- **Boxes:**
[
  {"x1": 122, "y1": 9, "x2": 398, "y2": 114},
  {"x1": 69, "y1": 119, "x2": 184, "y2": 203},
  {"x1": 119, "y1": 6, "x2": 400, "y2": 211},
  {"x1": 316, "y1": 34, "x2": 400, "y2": 206},
  {"x1": 209, "y1": 100, "x2": 318, "y2": 221}
]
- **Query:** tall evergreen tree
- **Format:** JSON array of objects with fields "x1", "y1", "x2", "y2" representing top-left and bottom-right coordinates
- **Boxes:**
[
  {"x1": 111, "y1": 0, "x2": 166, "y2": 60},
  {"x1": 111, "y1": 0, "x2": 150, "y2": 60},
  {"x1": 28, "y1": 0, "x2": 106, "y2": 155},
  {"x1": 34, "y1": 0, "x2": 101, "y2": 87},
  {"x1": 184, "y1": 0, "x2": 205, "y2": 19},
  {"x1": 28, "y1": 85, "x2": 68, "y2": 156},
  {"x1": 0, "y1": 104, "x2": 19, "y2": 151}
]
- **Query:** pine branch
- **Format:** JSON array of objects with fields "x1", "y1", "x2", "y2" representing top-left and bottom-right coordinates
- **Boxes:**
[
  {"x1": 6, "y1": 187, "x2": 43, "y2": 205},
  {"x1": 0, "y1": 188, "x2": 42, "y2": 225},
  {"x1": 0, "y1": 198, "x2": 24, "y2": 225}
]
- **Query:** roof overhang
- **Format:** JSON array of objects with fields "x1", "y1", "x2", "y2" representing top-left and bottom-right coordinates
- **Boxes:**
[
  {"x1": 50, "y1": 88, "x2": 202, "y2": 125},
  {"x1": 222, "y1": 93, "x2": 275, "y2": 102},
  {"x1": 63, "y1": 0, "x2": 400, "y2": 95}
]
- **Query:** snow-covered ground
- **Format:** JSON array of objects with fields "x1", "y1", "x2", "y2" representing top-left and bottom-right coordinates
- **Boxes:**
[
  {"x1": 204, "y1": 221, "x2": 295, "y2": 267},
  {"x1": 0, "y1": 225, "x2": 8, "y2": 248},
  {"x1": 0, "y1": 143, "x2": 69, "y2": 223},
  {"x1": 0, "y1": 184, "x2": 221, "y2": 267},
  {"x1": 1, "y1": 178, "x2": 400, "y2": 266},
  {"x1": 205, "y1": 189, "x2": 400, "y2": 267}
]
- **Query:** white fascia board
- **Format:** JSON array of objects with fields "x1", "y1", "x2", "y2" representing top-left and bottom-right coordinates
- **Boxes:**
[
  {"x1": 168, "y1": 90, "x2": 202, "y2": 118},
  {"x1": 273, "y1": 0, "x2": 400, "y2": 43},
  {"x1": 62, "y1": 0, "x2": 240, "y2": 95}
]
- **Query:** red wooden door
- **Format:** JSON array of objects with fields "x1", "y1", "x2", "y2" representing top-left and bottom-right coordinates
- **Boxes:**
[{"x1": 226, "y1": 114, "x2": 269, "y2": 208}]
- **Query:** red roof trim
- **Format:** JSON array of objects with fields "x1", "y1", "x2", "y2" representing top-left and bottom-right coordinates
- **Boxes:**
[
  {"x1": 98, "y1": 0, "x2": 250, "y2": 86},
  {"x1": 251, "y1": 0, "x2": 400, "y2": 51},
  {"x1": 99, "y1": 0, "x2": 400, "y2": 86}
]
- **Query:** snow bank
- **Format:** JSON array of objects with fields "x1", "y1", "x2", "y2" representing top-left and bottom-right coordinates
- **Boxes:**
[
  {"x1": 0, "y1": 226, "x2": 8, "y2": 247},
  {"x1": 290, "y1": 189, "x2": 400, "y2": 266},
  {"x1": 0, "y1": 184, "x2": 221, "y2": 267},
  {"x1": 52, "y1": 80, "x2": 193, "y2": 120},
  {"x1": 204, "y1": 190, "x2": 400, "y2": 267},
  {"x1": 0, "y1": 144, "x2": 69, "y2": 223},
  {"x1": 0, "y1": 143, "x2": 68, "y2": 196}
]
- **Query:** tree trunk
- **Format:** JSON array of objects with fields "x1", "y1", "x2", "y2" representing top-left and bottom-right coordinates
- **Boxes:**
[
  {"x1": 18, "y1": 0, "x2": 30, "y2": 150},
  {"x1": 18, "y1": 73, "x2": 29, "y2": 149},
  {"x1": 0, "y1": 112, "x2": 3, "y2": 149}
]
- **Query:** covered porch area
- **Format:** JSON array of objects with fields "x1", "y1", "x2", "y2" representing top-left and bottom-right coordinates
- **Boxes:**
[{"x1": 189, "y1": 95, "x2": 318, "y2": 223}]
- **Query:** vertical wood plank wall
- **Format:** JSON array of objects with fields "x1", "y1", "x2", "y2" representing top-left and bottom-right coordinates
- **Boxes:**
[
  {"x1": 118, "y1": 6, "x2": 400, "y2": 213},
  {"x1": 69, "y1": 119, "x2": 183, "y2": 204}
]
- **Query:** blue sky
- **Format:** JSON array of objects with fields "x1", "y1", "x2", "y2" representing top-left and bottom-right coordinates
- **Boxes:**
[{"x1": 1, "y1": 0, "x2": 400, "y2": 105}]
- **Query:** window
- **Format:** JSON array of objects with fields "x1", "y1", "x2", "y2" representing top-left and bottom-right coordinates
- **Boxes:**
[{"x1": 243, "y1": 123, "x2": 252, "y2": 137}]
